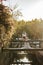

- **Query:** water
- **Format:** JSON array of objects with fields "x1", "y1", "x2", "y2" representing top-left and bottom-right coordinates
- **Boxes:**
[
  {"x1": 20, "y1": 56, "x2": 30, "y2": 65},
  {"x1": 12, "y1": 51, "x2": 31, "y2": 65},
  {"x1": 11, "y1": 41, "x2": 32, "y2": 65},
  {"x1": 13, "y1": 57, "x2": 31, "y2": 65}
]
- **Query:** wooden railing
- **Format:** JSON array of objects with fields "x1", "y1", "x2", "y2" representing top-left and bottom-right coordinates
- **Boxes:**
[
  {"x1": 1, "y1": 40, "x2": 43, "y2": 65},
  {"x1": 3, "y1": 48, "x2": 43, "y2": 51}
]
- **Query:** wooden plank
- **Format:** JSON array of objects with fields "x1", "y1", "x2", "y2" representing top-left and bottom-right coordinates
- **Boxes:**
[
  {"x1": 11, "y1": 61, "x2": 32, "y2": 64},
  {"x1": 12, "y1": 39, "x2": 43, "y2": 42},
  {"x1": 3, "y1": 48, "x2": 43, "y2": 51}
]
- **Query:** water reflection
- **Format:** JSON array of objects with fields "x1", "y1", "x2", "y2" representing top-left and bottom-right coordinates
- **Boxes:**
[
  {"x1": 12, "y1": 51, "x2": 31, "y2": 65},
  {"x1": 20, "y1": 57, "x2": 28, "y2": 62},
  {"x1": 20, "y1": 57, "x2": 30, "y2": 65},
  {"x1": 13, "y1": 57, "x2": 31, "y2": 65}
]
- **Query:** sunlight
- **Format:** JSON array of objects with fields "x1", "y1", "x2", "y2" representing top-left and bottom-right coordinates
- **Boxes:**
[
  {"x1": 22, "y1": 0, "x2": 43, "y2": 21},
  {"x1": 20, "y1": 57, "x2": 30, "y2": 65},
  {"x1": 2, "y1": 0, "x2": 43, "y2": 21},
  {"x1": 20, "y1": 57, "x2": 28, "y2": 62}
]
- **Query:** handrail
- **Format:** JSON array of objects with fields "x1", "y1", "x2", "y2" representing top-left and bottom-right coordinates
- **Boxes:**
[
  {"x1": 3, "y1": 48, "x2": 43, "y2": 51},
  {"x1": 11, "y1": 61, "x2": 32, "y2": 64},
  {"x1": 12, "y1": 39, "x2": 43, "y2": 42}
]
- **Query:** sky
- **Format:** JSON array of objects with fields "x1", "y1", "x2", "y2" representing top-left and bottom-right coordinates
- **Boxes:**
[{"x1": 2, "y1": 0, "x2": 43, "y2": 21}]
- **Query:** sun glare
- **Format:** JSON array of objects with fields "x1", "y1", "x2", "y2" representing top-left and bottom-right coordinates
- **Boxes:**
[{"x1": 2, "y1": 0, "x2": 43, "y2": 21}]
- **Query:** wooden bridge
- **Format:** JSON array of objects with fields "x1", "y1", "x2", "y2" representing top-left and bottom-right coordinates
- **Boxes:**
[{"x1": 1, "y1": 40, "x2": 43, "y2": 65}]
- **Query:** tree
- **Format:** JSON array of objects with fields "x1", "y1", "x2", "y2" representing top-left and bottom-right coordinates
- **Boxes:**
[
  {"x1": 0, "y1": 4, "x2": 15, "y2": 65},
  {"x1": 11, "y1": 4, "x2": 23, "y2": 20}
]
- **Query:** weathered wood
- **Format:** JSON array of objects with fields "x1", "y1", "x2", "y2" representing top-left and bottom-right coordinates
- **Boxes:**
[
  {"x1": 12, "y1": 39, "x2": 43, "y2": 42},
  {"x1": 3, "y1": 48, "x2": 43, "y2": 51},
  {"x1": 11, "y1": 61, "x2": 32, "y2": 64}
]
